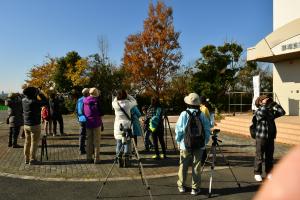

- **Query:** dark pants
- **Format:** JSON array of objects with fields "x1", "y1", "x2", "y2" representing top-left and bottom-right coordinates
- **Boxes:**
[
  {"x1": 254, "y1": 137, "x2": 274, "y2": 175},
  {"x1": 9, "y1": 126, "x2": 21, "y2": 146},
  {"x1": 53, "y1": 115, "x2": 64, "y2": 135},
  {"x1": 144, "y1": 129, "x2": 153, "y2": 150},
  {"x1": 79, "y1": 122, "x2": 86, "y2": 153},
  {"x1": 152, "y1": 129, "x2": 166, "y2": 156}
]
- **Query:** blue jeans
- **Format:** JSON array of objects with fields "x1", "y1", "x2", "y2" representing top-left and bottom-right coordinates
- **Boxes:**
[
  {"x1": 79, "y1": 122, "x2": 86, "y2": 153},
  {"x1": 116, "y1": 139, "x2": 131, "y2": 157}
]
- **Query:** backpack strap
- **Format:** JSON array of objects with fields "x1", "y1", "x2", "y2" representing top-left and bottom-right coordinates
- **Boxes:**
[
  {"x1": 186, "y1": 109, "x2": 199, "y2": 117},
  {"x1": 117, "y1": 101, "x2": 132, "y2": 121}
]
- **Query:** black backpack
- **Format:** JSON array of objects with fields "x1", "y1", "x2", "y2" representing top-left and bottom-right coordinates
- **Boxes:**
[
  {"x1": 184, "y1": 110, "x2": 205, "y2": 151},
  {"x1": 249, "y1": 115, "x2": 257, "y2": 139}
]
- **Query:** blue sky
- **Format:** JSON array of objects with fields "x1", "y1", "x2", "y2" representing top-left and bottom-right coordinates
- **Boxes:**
[{"x1": 0, "y1": 0, "x2": 272, "y2": 93}]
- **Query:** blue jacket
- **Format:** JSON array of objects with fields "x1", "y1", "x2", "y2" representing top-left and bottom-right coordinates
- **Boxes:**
[
  {"x1": 175, "y1": 108, "x2": 211, "y2": 150},
  {"x1": 131, "y1": 106, "x2": 142, "y2": 136}
]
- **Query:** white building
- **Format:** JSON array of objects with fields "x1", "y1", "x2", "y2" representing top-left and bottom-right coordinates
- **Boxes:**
[{"x1": 247, "y1": 0, "x2": 300, "y2": 115}]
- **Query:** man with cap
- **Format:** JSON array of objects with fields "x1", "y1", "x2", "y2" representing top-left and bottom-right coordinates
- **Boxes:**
[
  {"x1": 83, "y1": 87, "x2": 104, "y2": 164},
  {"x1": 253, "y1": 95, "x2": 285, "y2": 182},
  {"x1": 175, "y1": 93, "x2": 211, "y2": 195},
  {"x1": 76, "y1": 88, "x2": 89, "y2": 155}
]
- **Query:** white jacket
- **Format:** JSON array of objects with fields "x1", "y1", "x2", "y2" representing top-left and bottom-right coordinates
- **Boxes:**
[{"x1": 112, "y1": 95, "x2": 137, "y2": 140}]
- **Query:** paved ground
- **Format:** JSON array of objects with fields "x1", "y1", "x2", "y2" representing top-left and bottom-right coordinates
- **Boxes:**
[{"x1": 0, "y1": 113, "x2": 294, "y2": 199}]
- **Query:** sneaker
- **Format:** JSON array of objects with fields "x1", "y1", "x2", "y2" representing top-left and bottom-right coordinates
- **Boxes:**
[
  {"x1": 254, "y1": 174, "x2": 263, "y2": 182},
  {"x1": 267, "y1": 174, "x2": 272, "y2": 180},
  {"x1": 178, "y1": 187, "x2": 186, "y2": 193},
  {"x1": 152, "y1": 155, "x2": 160, "y2": 160},
  {"x1": 24, "y1": 160, "x2": 29, "y2": 164},
  {"x1": 160, "y1": 154, "x2": 167, "y2": 159},
  {"x1": 29, "y1": 160, "x2": 39, "y2": 165},
  {"x1": 12, "y1": 144, "x2": 22, "y2": 148},
  {"x1": 124, "y1": 156, "x2": 131, "y2": 168},
  {"x1": 191, "y1": 188, "x2": 201, "y2": 195}
]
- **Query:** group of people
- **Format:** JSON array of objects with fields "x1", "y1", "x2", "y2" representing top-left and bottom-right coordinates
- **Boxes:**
[
  {"x1": 174, "y1": 92, "x2": 285, "y2": 196},
  {"x1": 76, "y1": 88, "x2": 167, "y2": 166},
  {"x1": 5, "y1": 86, "x2": 65, "y2": 165},
  {"x1": 5, "y1": 86, "x2": 286, "y2": 196}
]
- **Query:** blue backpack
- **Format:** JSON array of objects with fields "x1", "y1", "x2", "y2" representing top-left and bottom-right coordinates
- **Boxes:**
[{"x1": 76, "y1": 97, "x2": 86, "y2": 122}]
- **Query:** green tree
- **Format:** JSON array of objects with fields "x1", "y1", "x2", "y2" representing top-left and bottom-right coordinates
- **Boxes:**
[
  {"x1": 53, "y1": 51, "x2": 81, "y2": 92},
  {"x1": 190, "y1": 42, "x2": 243, "y2": 110}
]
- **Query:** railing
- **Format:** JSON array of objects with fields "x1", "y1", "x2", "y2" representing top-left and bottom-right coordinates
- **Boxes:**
[{"x1": 228, "y1": 91, "x2": 275, "y2": 113}]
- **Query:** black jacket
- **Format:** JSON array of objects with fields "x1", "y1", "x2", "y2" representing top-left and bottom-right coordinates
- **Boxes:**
[{"x1": 22, "y1": 93, "x2": 48, "y2": 126}]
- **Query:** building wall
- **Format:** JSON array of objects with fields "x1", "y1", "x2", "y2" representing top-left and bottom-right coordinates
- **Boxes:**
[
  {"x1": 273, "y1": 0, "x2": 300, "y2": 30},
  {"x1": 273, "y1": 0, "x2": 300, "y2": 115},
  {"x1": 273, "y1": 59, "x2": 300, "y2": 115}
]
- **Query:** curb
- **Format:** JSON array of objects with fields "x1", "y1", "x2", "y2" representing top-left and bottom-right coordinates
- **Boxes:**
[{"x1": 0, "y1": 166, "x2": 228, "y2": 182}]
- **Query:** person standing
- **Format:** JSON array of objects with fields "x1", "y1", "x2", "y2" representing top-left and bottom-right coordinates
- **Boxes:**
[
  {"x1": 131, "y1": 105, "x2": 142, "y2": 148},
  {"x1": 49, "y1": 93, "x2": 64, "y2": 136},
  {"x1": 22, "y1": 87, "x2": 47, "y2": 164},
  {"x1": 142, "y1": 106, "x2": 153, "y2": 152},
  {"x1": 112, "y1": 90, "x2": 137, "y2": 167},
  {"x1": 253, "y1": 95, "x2": 285, "y2": 182},
  {"x1": 145, "y1": 97, "x2": 166, "y2": 159},
  {"x1": 76, "y1": 88, "x2": 89, "y2": 155},
  {"x1": 41, "y1": 104, "x2": 51, "y2": 136},
  {"x1": 175, "y1": 93, "x2": 211, "y2": 195},
  {"x1": 83, "y1": 88, "x2": 104, "y2": 164},
  {"x1": 5, "y1": 93, "x2": 23, "y2": 148}
]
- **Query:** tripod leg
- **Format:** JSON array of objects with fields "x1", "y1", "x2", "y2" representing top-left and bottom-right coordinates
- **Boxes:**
[
  {"x1": 131, "y1": 138, "x2": 153, "y2": 200},
  {"x1": 40, "y1": 139, "x2": 44, "y2": 162},
  {"x1": 45, "y1": 137, "x2": 48, "y2": 160},
  {"x1": 216, "y1": 145, "x2": 241, "y2": 188},
  {"x1": 201, "y1": 147, "x2": 212, "y2": 173},
  {"x1": 164, "y1": 117, "x2": 168, "y2": 150},
  {"x1": 208, "y1": 145, "x2": 216, "y2": 197},
  {"x1": 96, "y1": 144, "x2": 125, "y2": 199}
]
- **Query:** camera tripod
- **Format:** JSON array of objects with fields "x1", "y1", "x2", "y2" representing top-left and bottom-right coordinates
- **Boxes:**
[
  {"x1": 96, "y1": 137, "x2": 153, "y2": 200},
  {"x1": 40, "y1": 135, "x2": 48, "y2": 162},
  {"x1": 163, "y1": 114, "x2": 177, "y2": 152},
  {"x1": 201, "y1": 129, "x2": 241, "y2": 198}
]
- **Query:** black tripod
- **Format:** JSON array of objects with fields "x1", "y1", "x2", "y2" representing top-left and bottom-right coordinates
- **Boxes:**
[
  {"x1": 40, "y1": 135, "x2": 48, "y2": 162},
  {"x1": 96, "y1": 135, "x2": 153, "y2": 200},
  {"x1": 201, "y1": 129, "x2": 241, "y2": 198},
  {"x1": 163, "y1": 114, "x2": 177, "y2": 152}
]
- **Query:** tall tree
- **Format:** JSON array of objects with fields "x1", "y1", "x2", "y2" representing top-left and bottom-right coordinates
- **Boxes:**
[
  {"x1": 53, "y1": 51, "x2": 81, "y2": 92},
  {"x1": 191, "y1": 42, "x2": 243, "y2": 109},
  {"x1": 26, "y1": 57, "x2": 56, "y2": 94},
  {"x1": 122, "y1": 1, "x2": 182, "y2": 98}
]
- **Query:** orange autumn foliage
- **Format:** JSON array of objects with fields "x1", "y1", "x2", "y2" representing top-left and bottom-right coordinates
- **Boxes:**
[{"x1": 122, "y1": 1, "x2": 182, "y2": 98}]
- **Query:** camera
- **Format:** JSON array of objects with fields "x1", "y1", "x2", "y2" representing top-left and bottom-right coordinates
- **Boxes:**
[
  {"x1": 211, "y1": 129, "x2": 221, "y2": 143},
  {"x1": 119, "y1": 123, "x2": 133, "y2": 144}
]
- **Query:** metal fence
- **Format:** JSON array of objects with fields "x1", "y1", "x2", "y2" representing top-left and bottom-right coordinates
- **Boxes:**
[{"x1": 227, "y1": 91, "x2": 274, "y2": 113}]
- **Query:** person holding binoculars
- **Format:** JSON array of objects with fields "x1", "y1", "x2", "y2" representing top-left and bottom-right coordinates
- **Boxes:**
[
  {"x1": 253, "y1": 95, "x2": 285, "y2": 182},
  {"x1": 112, "y1": 90, "x2": 137, "y2": 168}
]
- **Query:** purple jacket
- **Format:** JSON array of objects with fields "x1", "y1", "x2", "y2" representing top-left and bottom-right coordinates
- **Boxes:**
[{"x1": 83, "y1": 96, "x2": 102, "y2": 129}]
